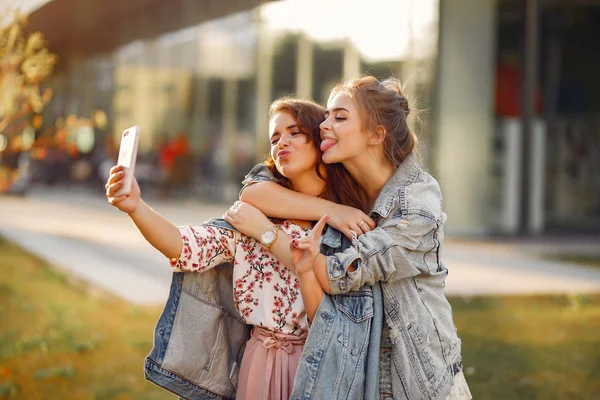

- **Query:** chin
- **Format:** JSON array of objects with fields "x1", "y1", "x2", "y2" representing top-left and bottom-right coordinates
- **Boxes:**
[{"x1": 321, "y1": 152, "x2": 339, "y2": 164}]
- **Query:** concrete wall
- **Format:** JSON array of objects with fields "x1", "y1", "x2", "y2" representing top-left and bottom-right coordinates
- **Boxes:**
[{"x1": 434, "y1": 0, "x2": 497, "y2": 235}]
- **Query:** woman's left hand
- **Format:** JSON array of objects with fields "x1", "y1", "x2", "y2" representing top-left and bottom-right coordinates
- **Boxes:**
[
  {"x1": 291, "y1": 214, "x2": 330, "y2": 277},
  {"x1": 223, "y1": 201, "x2": 272, "y2": 240}
]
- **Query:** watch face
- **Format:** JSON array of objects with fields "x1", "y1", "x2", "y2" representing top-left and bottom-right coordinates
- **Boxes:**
[{"x1": 262, "y1": 230, "x2": 276, "y2": 245}]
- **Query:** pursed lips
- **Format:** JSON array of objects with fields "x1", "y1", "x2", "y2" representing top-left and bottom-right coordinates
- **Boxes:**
[{"x1": 277, "y1": 150, "x2": 291, "y2": 159}]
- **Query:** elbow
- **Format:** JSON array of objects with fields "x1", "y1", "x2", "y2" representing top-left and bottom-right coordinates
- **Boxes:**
[
  {"x1": 238, "y1": 187, "x2": 249, "y2": 202},
  {"x1": 239, "y1": 184, "x2": 262, "y2": 205}
]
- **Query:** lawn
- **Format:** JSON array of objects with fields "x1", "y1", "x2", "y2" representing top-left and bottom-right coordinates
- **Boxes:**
[
  {"x1": 1, "y1": 238, "x2": 599, "y2": 399},
  {"x1": 454, "y1": 295, "x2": 600, "y2": 399},
  {"x1": 545, "y1": 255, "x2": 600, "y2": 271},
  {"x1": 0, "y1": 239, "x2": 170, "y2": 400}
]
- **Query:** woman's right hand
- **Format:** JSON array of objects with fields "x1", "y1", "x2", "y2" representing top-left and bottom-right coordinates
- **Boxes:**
[
  {"x1": 327, "y1": 204, "x2": 376, "y2": 240},
  {"x1": 105, "y1": 165, "x2": 141, "y2": 214}
]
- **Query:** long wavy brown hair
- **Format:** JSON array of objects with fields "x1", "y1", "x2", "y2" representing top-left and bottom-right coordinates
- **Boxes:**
[{"x1": 264, "y1": 97, "x2": 369, "y2": 212}]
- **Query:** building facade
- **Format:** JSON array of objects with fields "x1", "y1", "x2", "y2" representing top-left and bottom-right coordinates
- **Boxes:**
[{"x1": 24, "y1": 0, "x2": 600, "y2": 235}]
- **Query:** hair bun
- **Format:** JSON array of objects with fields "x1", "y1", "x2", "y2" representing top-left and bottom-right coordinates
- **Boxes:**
[
  {"x1": 379, "y1": 78, "x2": 410, "y2": 116},
  {"x1": 398, "y1": 95, "x2": 410, "y2": 116}
]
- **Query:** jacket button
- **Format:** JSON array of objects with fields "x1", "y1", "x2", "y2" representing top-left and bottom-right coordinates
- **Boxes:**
[{"x1": 159, "y1": 329, "x2": 164, "y2": 335}]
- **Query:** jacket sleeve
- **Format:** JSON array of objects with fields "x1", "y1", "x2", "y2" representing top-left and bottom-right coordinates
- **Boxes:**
[
  {"x1": 326, "y1": 213, "x2": 441, "y2": 294},
  {"x1": 170, "y1": 225, "x2": 237, "y2": 273},
  {"x1": 239, "y1": 163, "x2": 277, "y2": 196}
]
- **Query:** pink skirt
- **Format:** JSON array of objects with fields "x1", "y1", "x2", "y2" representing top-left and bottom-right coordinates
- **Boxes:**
[{"x1": 236, "y1": 326, "x2": 307, "y2": 400}]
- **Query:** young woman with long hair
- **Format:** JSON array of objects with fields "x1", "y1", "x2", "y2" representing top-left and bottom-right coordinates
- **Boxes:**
[
  {"x1": 226, "y1": 76, "x2": 472, "y2": 399},
  {"x1": 105, "y1": 97, "x2": 374, "y2": 399}
]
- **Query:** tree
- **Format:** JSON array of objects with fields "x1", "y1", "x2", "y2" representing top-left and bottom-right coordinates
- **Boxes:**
[{"x1": 0, "y1": 9, "x2": 57, "y2": 135}]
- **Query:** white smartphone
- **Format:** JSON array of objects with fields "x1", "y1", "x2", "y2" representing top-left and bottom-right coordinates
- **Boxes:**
[{"x1": 114, "y1": 125, "x2": 140, "y2": 197}]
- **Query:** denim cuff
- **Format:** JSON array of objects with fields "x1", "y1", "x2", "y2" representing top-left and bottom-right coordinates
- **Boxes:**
[{"x1": 326, "y1": 250, "x2": 361, "y2": 295}]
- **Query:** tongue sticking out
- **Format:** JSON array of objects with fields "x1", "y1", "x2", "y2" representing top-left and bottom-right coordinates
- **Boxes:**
[{"x1": 320, "y1": 139, "x2": 337, "y2": 152}]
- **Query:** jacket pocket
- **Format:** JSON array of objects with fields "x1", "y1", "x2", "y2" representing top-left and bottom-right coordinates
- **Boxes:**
[
  {"x1": 406, "y1": 322, "x2": 435, "y2": 381},
  {"x1": 335, "y1": 293, "x2": 373, "y2": 356},
  {"x1": 335, "y1": 292, "x2": 374, "y2": 323}
]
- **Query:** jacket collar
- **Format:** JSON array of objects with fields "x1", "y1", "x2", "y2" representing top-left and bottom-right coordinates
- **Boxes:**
[{"x1": 370, "y1": 153, "x2": 421, "y2": 218}]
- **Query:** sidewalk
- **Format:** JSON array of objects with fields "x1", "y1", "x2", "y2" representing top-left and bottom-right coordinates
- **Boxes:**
[{"x1": 1, "y1": 185, "x2": 600, "y2": 305}]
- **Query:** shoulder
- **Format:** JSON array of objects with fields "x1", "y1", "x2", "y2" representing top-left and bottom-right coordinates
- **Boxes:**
[
  {"x1": 396, "y1": 170, "x2": 444, "y2": 223},
  {"x1": 241, "y1": 163, "x2": 276, "y2": 185}
]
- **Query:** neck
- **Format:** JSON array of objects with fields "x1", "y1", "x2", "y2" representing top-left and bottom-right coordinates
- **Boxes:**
[
  {"x1": 289, "y1": 172, "x2": 325, "y2": 198},
  {"x1": 343, "y1": 153, "x2": 395, "y2": 207}
]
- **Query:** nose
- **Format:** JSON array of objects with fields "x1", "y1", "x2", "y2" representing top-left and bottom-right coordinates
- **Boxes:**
[
  {"x1": 320, "y1": 118, "x2": 331, "y2": 134},
  {"x1": 278, "y1": 135, "x2": 290, "y2": 148}
]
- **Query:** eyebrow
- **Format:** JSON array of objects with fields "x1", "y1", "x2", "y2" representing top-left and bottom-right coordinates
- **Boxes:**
[
  {"x1": 324, "y1": 107, "x2": 349, "y2": 117},
  {"x1": 270, "y1": 124, "x2": 299, "y2": 137}
]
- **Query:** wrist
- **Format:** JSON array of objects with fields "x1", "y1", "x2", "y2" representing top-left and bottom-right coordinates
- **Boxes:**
[
  {"x1": 297, "y1": 268, "x2": 317, "y2": 280},
  {"x1": 127, "y1": 199, "x2": 144, "y2": 218},
  {"x1": 257, "y1": 223, "x2": 278, "y2": 247},
  {"x1": 326, "y1": 202, "x2": 338, "y2": 214}
]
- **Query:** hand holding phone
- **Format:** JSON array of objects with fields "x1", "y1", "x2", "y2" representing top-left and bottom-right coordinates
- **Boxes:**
[{"x1": 114, "y1": 126, "x2": 140, "y2": 197}]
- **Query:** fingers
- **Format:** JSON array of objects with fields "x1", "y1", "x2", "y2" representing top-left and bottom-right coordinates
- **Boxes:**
[
  {"x1": 225, "y1": 200, "x2": 245, "y2": 217},
  {"x1": 294, "y1": 242, "x2": 314, "y2": 251},
  {"x1": 105, "y1": 181, "x2": 124, "y2": 197},
  {"x1": 342, "y1": 228, "x2": 355, "y2": 241},
  {"x1": 231, "y1": 201, "x2": 242, "y2": 212},
  {"x1": 355, "y1": 221, "x2": 371, "y2": 235},
  {"x1": 363, "y1": 215, "x2": 376, "y2": 230},
  {"x1": 311, "y1": 215, "x2": 330, "y2": 241},
  {"x1": 293, "y1": 237, "x2": 318, "y2": 253},
  {"x1": 109, "y1": 165, "x2": 124, "y2": 176},
  {"x1": 105, "y1": 170, "x2": 125, "y2": 189},
  {"x1": 108, "y1": 194, "x2": 128, "y2": 205}
]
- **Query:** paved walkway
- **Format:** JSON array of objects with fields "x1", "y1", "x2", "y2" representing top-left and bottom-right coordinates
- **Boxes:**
[{"x1": 1, "y1": 186, "x2": 599, "y2": 305}]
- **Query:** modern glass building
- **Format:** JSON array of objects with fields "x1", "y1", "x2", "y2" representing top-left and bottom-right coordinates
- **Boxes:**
[{"x1": 24, "y1": 0, "x2": 600, "y2": 235}]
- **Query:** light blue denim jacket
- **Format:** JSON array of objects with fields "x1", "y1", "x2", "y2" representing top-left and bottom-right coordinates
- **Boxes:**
[
  {"x1": 243, "y1": 153, "x2": 463, "y2": 400},
  {"x1": 144, "y1": 218, "x2": 383, "y2": 399}
]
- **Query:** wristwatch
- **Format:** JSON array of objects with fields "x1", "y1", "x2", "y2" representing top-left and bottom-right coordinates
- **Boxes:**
[{"x1": 260, "y1": 225, "x2": 280, "y2": 249}]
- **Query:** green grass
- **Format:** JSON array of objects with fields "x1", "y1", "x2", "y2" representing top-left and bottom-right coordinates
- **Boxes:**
[
  {"x1": 0, "y1": 239, "x2": 170, "y2": 400},
  {"x1": 1, "y1": 238, "x2": 599, "y2": 399},
  {"x1": 544, "y1": 255, "x2": 600, "y2": 271},
  {"x1": 454, "y1": 295, "x2": 600, "y2": 399}
]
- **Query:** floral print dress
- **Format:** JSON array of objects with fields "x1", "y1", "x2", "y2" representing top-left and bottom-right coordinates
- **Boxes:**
[{"x1": 170, "y1": 220, "x2": 311, "y2": 336}]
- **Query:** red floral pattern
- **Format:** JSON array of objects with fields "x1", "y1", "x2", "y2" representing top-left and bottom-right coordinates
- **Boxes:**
[{"x1": 171, "y1": 221, "x2": 311, "y2": 335}]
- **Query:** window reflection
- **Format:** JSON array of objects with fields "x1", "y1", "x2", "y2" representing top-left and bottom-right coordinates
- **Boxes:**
[
  {"x1": 45, "y1": 1, "x2": 439, "y2": 201},
  {"x1": 271, "y1": 35, "x2": 298, "y2": 101}
]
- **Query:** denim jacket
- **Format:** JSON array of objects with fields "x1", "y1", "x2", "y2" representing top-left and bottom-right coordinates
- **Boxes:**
[
  {"x1": 144, "y1": 219, "x2": 383, "y2": 400},
  {"x1": 144, "y1": 219, "x2": 249, "y2": 399},
  {"x1": 243, "y1": 154, "x2": 463, "y2": 400}
]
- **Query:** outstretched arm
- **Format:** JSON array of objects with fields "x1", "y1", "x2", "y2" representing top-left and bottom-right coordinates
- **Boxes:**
[
  {"x1": 129, "y1": 200, "x2": 183, "y2": 259},
  {"x1": 106, "y1": 165, "x2": 182, "y2": 259}
]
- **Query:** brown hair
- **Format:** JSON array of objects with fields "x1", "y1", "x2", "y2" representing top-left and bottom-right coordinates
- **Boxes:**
[
  {"x1": 330, "y1": 75, "x2": 417, "y2": 168},
  {"x1": 265, "y1": 97, "x2": 369, "y2": 211}
]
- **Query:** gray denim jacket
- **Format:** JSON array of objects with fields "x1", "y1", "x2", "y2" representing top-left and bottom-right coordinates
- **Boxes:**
[
  {"x1": 144, "y1": 218, "x2": 383, "y2": 400},
  {"x1": 144, "y1": 219, "x2": 249, "y2": 399},
  {"x1": 243, "y1": 153, "x2": 462, "y2": 400}
]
